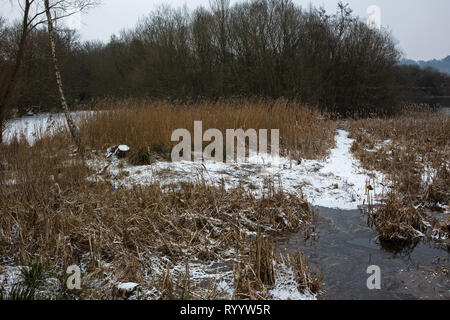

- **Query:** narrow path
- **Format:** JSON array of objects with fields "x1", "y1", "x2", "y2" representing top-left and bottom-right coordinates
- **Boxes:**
[{"x1": 103, "y1": 128, "x2": 387, "y2": 210}]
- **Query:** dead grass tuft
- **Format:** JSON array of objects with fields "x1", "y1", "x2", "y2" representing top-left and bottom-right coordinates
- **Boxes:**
[
  {"x1": 289, "y1": 251, "x2": 322, "y2": 294},
  {"x1": 252, "y1": 235, "x2": 275, "y2": 287},
  {"x1": 371, "y1": 193, "x2": 426, "y2": 245}
]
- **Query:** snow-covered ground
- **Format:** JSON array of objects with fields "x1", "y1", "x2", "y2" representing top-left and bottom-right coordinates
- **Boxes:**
[
  {"x1": 94, "y1": 129, "x2": 388, "y2": 210},
  {"x1": 3, "y1": 111, "x2": 93, "y2": 144}
]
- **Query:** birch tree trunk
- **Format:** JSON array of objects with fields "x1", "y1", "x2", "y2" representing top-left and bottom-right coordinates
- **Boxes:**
[{"x1": 44, "y1": 0, "x2": 82, "y2": 150}]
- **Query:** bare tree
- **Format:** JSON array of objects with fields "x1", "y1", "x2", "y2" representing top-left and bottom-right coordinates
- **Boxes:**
[
  {"x1": 0, "y1": 0, "x2": 98, "y2": 144},
  {"x1": 1, "y1": 0, "x2": 402, "y2": 122},
  {"x1": 45, "y1": 0, "x2": 99, "y2": 149}
]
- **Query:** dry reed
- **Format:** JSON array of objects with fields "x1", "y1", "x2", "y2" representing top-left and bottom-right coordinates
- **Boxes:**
[
  {"x1": 0, "y1": 131, "x2": 318, "y2": 299},
  {"x1": 349, "y1": 109, "x2": 449, "y2": 203},
  {"x1": 349, "y1": 109, "x2": 449, "y2": 247},
  {"x1": 370, "y1": 193, "x2": 426, "y2": 245},
  {"x1": 77, "y1": 98, "x2": 336, "y2": 161}
]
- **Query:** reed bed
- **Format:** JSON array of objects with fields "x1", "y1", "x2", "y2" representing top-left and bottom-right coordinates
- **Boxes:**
[
  {"x1": 0, "y1": 133, "x2": 320, "y2": 299},
  {"x1": 77, "y1": 98, "x2": 336, "y2": 161},
  {"x1": 349, "y1": 109, "x2": 449, "y2": 247},
  {"x1": 349, "y1": 110, "x2": 449, "y2": 203}
]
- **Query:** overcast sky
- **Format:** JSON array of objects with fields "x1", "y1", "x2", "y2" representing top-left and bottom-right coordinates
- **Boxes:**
[{"x1": 1, "y1": 0, "x2": 449, "y2": 60}]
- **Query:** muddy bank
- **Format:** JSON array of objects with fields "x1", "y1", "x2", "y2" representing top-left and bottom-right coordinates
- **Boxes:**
[{"x1": 276, "y1": 207, "x2": 449, "y2": 300}]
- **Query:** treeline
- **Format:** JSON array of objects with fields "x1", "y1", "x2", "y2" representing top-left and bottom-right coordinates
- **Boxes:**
[
  {"x1": 1, "y1": 0, "x2": 449, "y2": 118},
  {"x1": 395, "y1": 64, "x2": 450, "y2": 98}
]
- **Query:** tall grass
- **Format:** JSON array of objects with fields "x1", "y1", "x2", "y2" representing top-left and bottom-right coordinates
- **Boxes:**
[
  {"x1": 349, "y1": 109, "x2": 449, "y2": 204},
  {"x1": 1, "y1": 98, "x2": 333, "y2": 298},
  {"x1": 78, "y1": 98, "x2": 336, "y2": 160},
  {"x1": 0, "y1": 130, "x2": 320, "y2": 298},
  {"x1": 349, "y1": 109, "x2": 449, "y2": 248}
]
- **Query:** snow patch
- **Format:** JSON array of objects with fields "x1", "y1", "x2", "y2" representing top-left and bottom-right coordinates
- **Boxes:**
[
  {"x1": 3, "y1": 111, "x2": 94, "y2": 144},
  {"x1": 117, "y1": 282, "x2": 139, "y2": 292},
  {"x1": 269, "y1": 263, "x2": 316, "y2": 300},
  {"x1": 99, "y1": 129, "x2": 387, "y2": 210}
]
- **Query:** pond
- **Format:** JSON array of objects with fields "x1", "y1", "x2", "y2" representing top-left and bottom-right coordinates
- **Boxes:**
[{"x1": 276, "y1": 206, "x2": 449, "y2": 300}]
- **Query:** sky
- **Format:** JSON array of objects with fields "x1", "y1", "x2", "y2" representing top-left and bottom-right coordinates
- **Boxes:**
[{"x1": 1, "y1": 0, "x2": 449, "y2": 61}]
